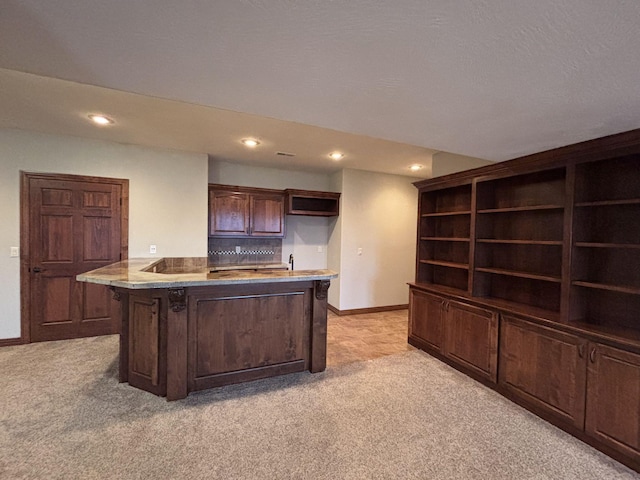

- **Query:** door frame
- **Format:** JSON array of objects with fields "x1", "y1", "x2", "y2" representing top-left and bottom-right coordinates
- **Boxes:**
[{"x1": 20, "y1": 171, "x2": 129, "y2": 344}]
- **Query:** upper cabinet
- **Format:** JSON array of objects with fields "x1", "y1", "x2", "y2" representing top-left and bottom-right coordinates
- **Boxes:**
[
  {"x1": 209, "y1": 185, "x2": 285, "y2": 237},
  {"x1": 285, "y1": 189, "x2": 340, "y2": 216}
]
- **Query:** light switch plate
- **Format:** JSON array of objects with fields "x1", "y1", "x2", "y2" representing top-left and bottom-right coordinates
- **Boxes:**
[{"x1": 10, "y1": 247, "x2": 19, "y2": 257}]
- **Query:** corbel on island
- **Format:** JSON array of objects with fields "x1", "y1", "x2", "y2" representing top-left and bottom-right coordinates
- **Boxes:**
[{"x1": 77, "y1": 258, "x2": 337, "y2": 400}]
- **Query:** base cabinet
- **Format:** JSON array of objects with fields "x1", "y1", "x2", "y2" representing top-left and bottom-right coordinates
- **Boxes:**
[
  {"x1": 409, "y1": 289, "x2": 445, "y2": 352},
  {"x1": 445, "y1": 301, "x2": 498, "y2": 383},
  {"x1": 500, "y1": 319, "x2": 640, "y2": 465},
  {"x1": 116, "y1": 279, "x2": 330, "y2": 400},
  {"x1": 409, "y1": 285, "x2": 640, "y2": 471},
  {"x1": 499, "y1": 316, "x2": 587, "y2": 429},
  {"x1": 586, "y1": 343, "x2": 640, "y2": 462},
  {"x1": 409, "y1": 289, "x2": 498, "y2": 383}
]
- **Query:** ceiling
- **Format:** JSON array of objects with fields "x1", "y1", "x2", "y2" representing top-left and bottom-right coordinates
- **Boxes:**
[{"x1": 2, "y1": 1, "x2": 640, "y2": 177}]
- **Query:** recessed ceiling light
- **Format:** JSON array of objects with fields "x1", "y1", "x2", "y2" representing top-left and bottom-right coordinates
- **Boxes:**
[
  {"x1": 88, "y1": 114, "x2": 114, "y2": 125},
  {"x1": 409, "y1": 164, "x2": 424, "y2": 172},
  {"x1": 241, "y1": 138, "x2": 260, "y2": 147},
  {"x1": 329, "y1": 152, "x2": 344, "y2": 160}
]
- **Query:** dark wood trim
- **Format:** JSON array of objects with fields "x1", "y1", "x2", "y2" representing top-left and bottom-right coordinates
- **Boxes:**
[
  {"x1": 328, "y1": 304, "x2": 409, "y2": 316},
  {"x1": 208, "y1": 183, "x2": 284, "y2": 196},
  {"x1": 495, "y1": 383, "x2": 640, "y2": 474},
  {"x1": 467, "y1": 179, "x2": 478, "y2": 294},
  {"x1": 414, "y1": 128, "x2": 640, "y2": 191},
  {"x1": 19, "y1": 171, "x2": 129, "y2": 344},
  {"x1": 192, "y1": 360, "x2": 306, "y2": 391},
  {"x1": 166, "y1": 291, "x2": 188, "y2": 401},
  {"x1": 0, "y1": 338, "x2": 23, "y2": 347},
  {"x1": 560, "y1": 164, "x2": 576, "y2": 318},
  {"x1": 310, "y1": 280, "x2": 329, "y2": 373},
  {"x1": 408, "y1": 335, "x2": 497, "y2": 390}
]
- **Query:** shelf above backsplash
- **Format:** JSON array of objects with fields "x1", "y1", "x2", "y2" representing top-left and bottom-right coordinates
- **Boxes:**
[{"x1": 284, "y1": 189, "x2": 340, "y2": 216}]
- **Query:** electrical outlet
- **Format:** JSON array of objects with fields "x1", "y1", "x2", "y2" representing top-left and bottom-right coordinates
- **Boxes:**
[
  {"x1": 357, "y1": 247, "x2": 363, "y2": 256},
  {"x1": 10, "y1": 247, "x2": 19, "y2": 257},
  {"x1": 235, "y1": 246, "x2": 241, "y2": 253},
  {"x1": 149, "y1": 244, "x2": 157, "y2": 254}
]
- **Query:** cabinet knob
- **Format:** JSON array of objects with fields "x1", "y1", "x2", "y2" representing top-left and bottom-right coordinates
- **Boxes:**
[
  {"x1": 578, "y1": 344, "x2": 585, "y2": 358},
  {"x1": 589, "y1": 348, "x2": 596, "y2": 363}
]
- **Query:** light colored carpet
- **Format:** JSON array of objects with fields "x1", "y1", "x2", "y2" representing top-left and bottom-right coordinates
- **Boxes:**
[{"x1": 0, "y1": 335, "x2": 638, "y2": 479}]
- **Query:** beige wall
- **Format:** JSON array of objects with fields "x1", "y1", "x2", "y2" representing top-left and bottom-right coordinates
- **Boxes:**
[
  {"x1": 329, "y1": 169, "x2": 417, "y2": 311},
  {"x1": 0, "y1": 128, "x2": 208, "y2": 339},
  {"x1": 327, "y1": 171, "x2": 344, "y2": 308},
  {"x1": 209, "y1": 158, "x2": 335, "y2": 270},
  {"x1": 1, "y1": 133, "x2": 421, "y2": 339},
  {"x1": 431, "y1": 152, "x2": 493, "y2": 177}
]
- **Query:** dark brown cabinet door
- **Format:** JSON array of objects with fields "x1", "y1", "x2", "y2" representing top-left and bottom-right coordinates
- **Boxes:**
[
  {"x1": 586, "y1": 343, "x2": 640, "y2": 462},
  {"x1": 208, "y1": 187, "x2": 285, "y2": 237},
  {"x1": 28, "y1": 175, "x2": 123, "y2": 342},
  {"x1": 209, "y1": 190, "x2": 249, "y2": 236},
  {"x1": 408, "y1": 289, "x2": 445, "y2": 352},
  {"x1": 251, "y1": 193, "x2": 285, "y2": 236},
  {"x1": 445, "y1": 301, "x2": 498, "y2": 383},
  {"x1": 127, "y1": 292, "x2": 165, "y2": 396},
  {"x1": 188, "y1": 285, "x2": 309, "y2": 391},
  {"x1": 499, "y1": 316, "x2": 587, "y2": 429}
]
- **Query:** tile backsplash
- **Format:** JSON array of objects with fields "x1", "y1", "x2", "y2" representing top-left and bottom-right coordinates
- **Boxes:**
[{"x1": 208, "y1": 238, "x2": 283, "y2": 266}]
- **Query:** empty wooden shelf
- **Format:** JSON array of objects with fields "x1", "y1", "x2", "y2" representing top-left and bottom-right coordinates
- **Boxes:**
[{"x1": 409, "y1": 129, "x2": 640, "y2": 473}]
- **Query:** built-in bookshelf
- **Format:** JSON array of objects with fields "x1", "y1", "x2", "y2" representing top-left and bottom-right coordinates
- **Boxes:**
[
  {"x1": 410, "y1": 130, "x2": 640, "y2": 472},
  {"x1": 570, "y1": 156, "x2": 640, "y2": 336},
  {"x1": 417, "y1": 184, "x2": 471, "y2": 291},
  {"x1": 413, "y1": 151, "x2": 640, "y2": 341},
  {"x1": 473, "y1": 168, "x2": 566, "y2": 313}
]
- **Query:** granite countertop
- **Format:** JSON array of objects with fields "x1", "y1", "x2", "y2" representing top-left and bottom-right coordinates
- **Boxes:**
[{"x1": 76, "y1": 258, "x2": 338, "y2": 289}]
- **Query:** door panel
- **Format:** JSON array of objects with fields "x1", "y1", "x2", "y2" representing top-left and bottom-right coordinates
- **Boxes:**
[
  {"x1": 41, "y1": 276, "x2": 73, "y2": 323},
  {"x1": 26, "y1": 174, "x2": 125, "y2": 342},
  {"x1": 41, "y1": 215, "x2": 74, "y2": 262},
  {"x1": 83, "y1": 282, "x2": 112, "y2": 320},
  {"x1": 193, "y1": 291, "x2": 306, "y2": 378},
  {"x1": 251, "y1": 194, "x2": 285, "y2": 236},
  {"x1": 586, "y1": 343, "x2": 640, "y2": 462},
  {"x1": 445, "y1": 301, "x2": 498, "y2": 383},
  {"x1": 408, "y1": 289, "x2": 445, "y2": 352},
  {"x1": 499, "y1": 316, "x2": 587, "y2": 429},
  {"x1": 209, "y1": 190, "x2": 249, "y2": 236}
]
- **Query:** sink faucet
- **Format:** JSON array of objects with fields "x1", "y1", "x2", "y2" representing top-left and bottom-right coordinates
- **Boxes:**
[{"x1": 288, "y1": 254, "x2": 294, "y2": 270}]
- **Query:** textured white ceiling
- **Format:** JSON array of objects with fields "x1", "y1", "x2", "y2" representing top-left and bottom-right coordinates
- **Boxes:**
[{"x1": 1, "y1": 0, "x2": 640, "y2": 167}]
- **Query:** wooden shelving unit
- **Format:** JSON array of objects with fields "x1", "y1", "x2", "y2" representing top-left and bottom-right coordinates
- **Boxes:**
[
  {"x1": 473, "y1": 168, "x2": 566, "y2": 312},
  {"x1": 409, "y1": 130, "x2": 640, "y2": 472},
  {"x1": 284, "y1": 189, "x2": 340, "y2": 216},
  {"x1": 416, "y1": 184, "x2": 472, "y2": 292},
  {"x1": 570, "y1": 156, "x2": 640, "y2": 336}
]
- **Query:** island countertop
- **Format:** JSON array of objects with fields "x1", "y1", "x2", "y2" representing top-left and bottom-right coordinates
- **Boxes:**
[{"x1": 76, "y1": 257, "x2": 338, "y2": 289}]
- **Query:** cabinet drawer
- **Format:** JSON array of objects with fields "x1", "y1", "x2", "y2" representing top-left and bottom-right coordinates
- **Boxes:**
[{"x1": 499, "y1": 316, "x2": 587, "y2": 429}]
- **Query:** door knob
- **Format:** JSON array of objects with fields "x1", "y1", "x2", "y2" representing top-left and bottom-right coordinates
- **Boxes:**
[{"x1": 32, "y1": 267, "x2": 43, "y2": 273}]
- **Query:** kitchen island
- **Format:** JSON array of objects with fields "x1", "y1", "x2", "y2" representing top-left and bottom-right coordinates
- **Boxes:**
[{"x1": 77, "y1": 258, "x2": 337, "y2": 400}]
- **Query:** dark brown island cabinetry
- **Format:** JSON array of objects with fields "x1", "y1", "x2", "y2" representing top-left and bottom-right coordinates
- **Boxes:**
[
  {"x1": 209, "y1": 184, "x2": 285, "y2": 237},
  {"x1": 409, "y1": 129, "x2": 640, "y2": 472},
  {"x1": 77, "y1": 258, "x2": 337, "y2": 400}
]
